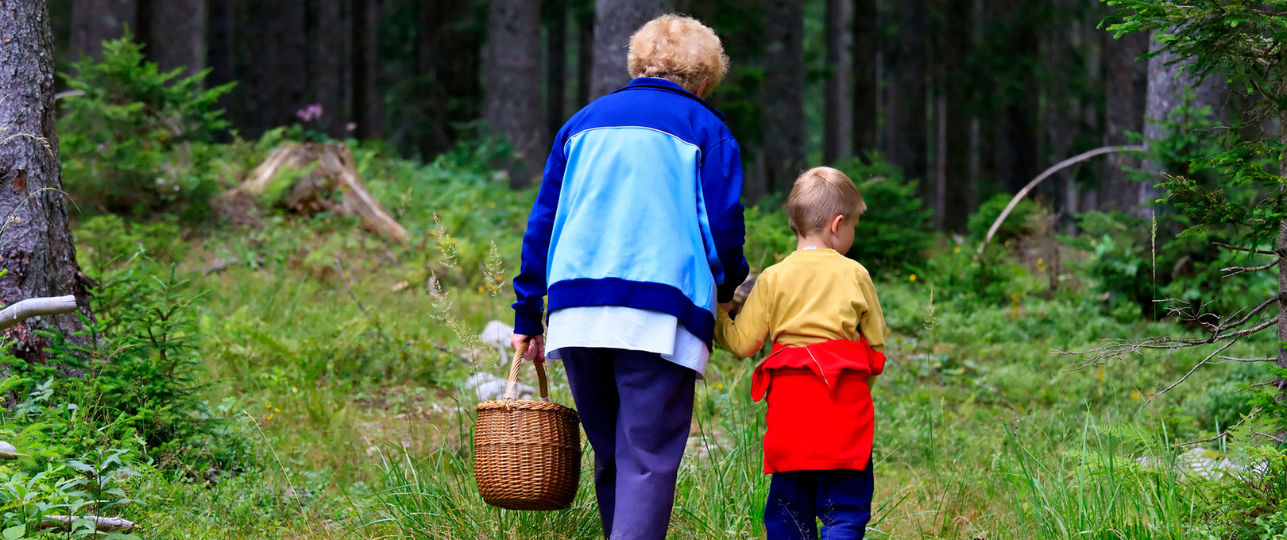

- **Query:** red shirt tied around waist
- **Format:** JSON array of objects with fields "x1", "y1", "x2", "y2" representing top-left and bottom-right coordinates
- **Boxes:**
[{"x1": 755, "y1": 338, "x2": 885, "y2": 473}]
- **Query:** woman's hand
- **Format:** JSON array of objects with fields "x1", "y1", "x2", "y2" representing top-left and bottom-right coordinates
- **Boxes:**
[{"x1": 511, "y1": 333, "x2": 546, "y2": 362}]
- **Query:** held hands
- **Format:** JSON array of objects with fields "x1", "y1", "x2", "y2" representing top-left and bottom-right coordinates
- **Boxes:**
[{"x1": 511, "y1": 333, "x2": 546, "y2": 363}]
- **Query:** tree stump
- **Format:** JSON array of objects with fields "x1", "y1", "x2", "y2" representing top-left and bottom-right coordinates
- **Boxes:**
[{"x1": 234, "y1": 143, "x2": 408, "y2": 244}]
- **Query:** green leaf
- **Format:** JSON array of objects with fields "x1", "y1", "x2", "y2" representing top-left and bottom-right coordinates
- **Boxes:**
[{"x1": 2, "y1": 524, "x2": 25, "y2": 540}]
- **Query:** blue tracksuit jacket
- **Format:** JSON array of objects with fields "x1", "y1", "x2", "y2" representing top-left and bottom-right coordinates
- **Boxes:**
[{"x1": 511, "y1": 78, "x2": 750, "y2": 346}]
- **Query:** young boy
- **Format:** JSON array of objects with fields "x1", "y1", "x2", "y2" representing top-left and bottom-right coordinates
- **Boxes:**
[{"x1": 715, "y1": 167, "x2": 887, "y2": 540}]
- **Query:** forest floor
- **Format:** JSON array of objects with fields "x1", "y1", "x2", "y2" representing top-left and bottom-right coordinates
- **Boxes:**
[{"x1": 86, "y1": 147, "x2": 1263, "y2": 539}]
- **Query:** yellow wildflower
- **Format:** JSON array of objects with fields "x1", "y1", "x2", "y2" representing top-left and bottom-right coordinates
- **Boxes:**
[
  {"x1": 909, "y1": 274, "x2": 917, "y2": 282},
  {"x1": 267, "y1": 414, "x2": 274, "y2": 421},
  {"x1": 954, "y1": 247, "x2": 960, "y2": 254}
]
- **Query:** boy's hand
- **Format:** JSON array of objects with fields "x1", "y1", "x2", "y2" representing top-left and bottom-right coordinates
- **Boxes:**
[
  {"x1": 719, "y1": 302, "x2": 732, "y2": 313},
  {"x1": 511, "y1": 334, "x2": 546, "y2": 363}
]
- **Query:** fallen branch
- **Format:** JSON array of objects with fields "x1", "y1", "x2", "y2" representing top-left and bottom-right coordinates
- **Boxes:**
[
  {"x1": 0, "y1": 295, "x2": 77, "y2": 331},
  {"x1": 981, "y1": 145, "x2": 1147, "y2": 251},
  {"x1": 39, "y1": 515, "x2": 135, "y2": 532}
]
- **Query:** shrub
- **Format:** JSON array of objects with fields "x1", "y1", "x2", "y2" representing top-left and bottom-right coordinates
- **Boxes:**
[
  {"x1": 1, "y1": 257, "x2": 243, "y2": 476},
  {"x1": 835, "y1": 154, "x2": 934, "y2": 275},
  {"x1": 59, "y1": 34, "x2": 234, "y2": 223}
]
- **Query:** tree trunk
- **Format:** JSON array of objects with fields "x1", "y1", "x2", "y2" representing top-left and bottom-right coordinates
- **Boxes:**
[
  {"x1": 138, "y1": 0, "x2": 204, "y2": 75},
  {"x1": 69, "y1": 0, "x2": 135, "y2": 61},
  {"x1": 763, "y1": 0, "x2": 806, "y2": 193},
  {"x1": 0, "y1": 0, "x2": 96, "y2": 363},
  {"x1": 1139, "y1": 29, "x2": 1227, "y2": 217},
  {"x1": 941, "y1": 0, "x2": 974, "y2": 232},
  {"x1": 1101, "y1": 27, "x2": 1146, "y2": 213},
  {"x1": 312, "y1": 0, "x2": 348, "y2": 138},
  {"x1": 851, "y1": 0, "x2": 876, "y2": 157},
  {"x1": 1278, "y1": 109, "x2": 1287, "y2": 403},
  {"x1": 589, "y1": 0, "x2": 672, "y2": 100},
  {"x1": 575, "y1": 2, "x2": 593, "y2": 107},
  {"x1": 351, "y1": 0, "x2": 383, "y2": 139},
  {"x1": 824, "y1": 0, "x2": 852, "y2": 164},
  {"x1": 546, "y1": 0, "x2": 568, "y2": 142},
  {"x1": 890, "y1": 0, "x2": 927, "y2": 183},
  {"x1": 206, "y1": 0, "x2": 235, "y2": 129},
  {"x1": 483, "y1": 0, "x2": 545, "y2": 186},
  {"x1": 241, "y1": 0, "x2": 308, "y2": 138},
  {"x1": 994, "y1": 0, "x2": 1039, "y2": 193}
]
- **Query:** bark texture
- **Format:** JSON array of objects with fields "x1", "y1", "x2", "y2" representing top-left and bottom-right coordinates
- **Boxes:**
[
  {"x1": 139, "y1": 0, "x2": 204, "y2": 75},
  {"x1": 824, "y1": 0, "x2": 852, "y2": 163},
  {"x1": 851, "y1": 0, "x2": 876, "y2": 156},
  {"x1": 312, "y1": 0, "x2": 348, "y2": 138},
  {"x1": 0, "y1": 0, "x2": 96, "y2": 362},
  {"x1": 206, "y1": 0, "x2": 235, "y2": 123},
  {"x1": 1139, "y1": 29, "x2": 1227, "y2": 217},
  {"x1": 546, "y1": 0, "x2": 568, "y2": 143},
  {"x1": 351, "y1": 0, "x2": 382, "y2": 139},
  {"x1": 762, "y1": 0, "x2": 806, "y2": 193},
  {"x1": 890, "y1": 0, "x2": 927, "y2": 184},
  {"x1": 1101, "y1": 31, "x2": 1148, "y2": 213},
  {"x1": 483, "y1": 0, "x2": 545, "y2": 186},
  {"x1": 69, "y1": 0, "x2": 135, "y2": 60},
  {"x1": 241, "y1": 0, "x2": 308, "y2": 137},
  {"x1": 588, "y1": 0, "x2": 672, "y2": 100}
]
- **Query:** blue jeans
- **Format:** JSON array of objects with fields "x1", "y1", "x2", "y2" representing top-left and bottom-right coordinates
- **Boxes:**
[
  {"x1": 764, "y1": 465, "x2": 874, "y2": 540},
  {"x1": 560, "y1": 348, "x2": 696, "y2": 540}
]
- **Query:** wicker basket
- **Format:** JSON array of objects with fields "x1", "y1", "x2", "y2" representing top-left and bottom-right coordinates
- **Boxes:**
[{"x1": 474, "y1": 345, "x2": 581, "y2": 511}]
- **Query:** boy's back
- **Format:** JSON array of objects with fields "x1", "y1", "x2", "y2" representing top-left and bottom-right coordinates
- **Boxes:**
[{"x1": 716, "y1": 248, "x2": 885, "y2": 356}]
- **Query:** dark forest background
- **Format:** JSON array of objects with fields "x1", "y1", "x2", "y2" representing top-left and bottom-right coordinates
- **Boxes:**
[{"x1": 51, "y1": 0, "x2": 1188, "y2": 232}]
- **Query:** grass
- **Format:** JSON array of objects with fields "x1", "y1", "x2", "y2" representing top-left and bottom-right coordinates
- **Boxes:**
[{"x1": 56, "y1": 141, "x2": 1270, "y2": 539}]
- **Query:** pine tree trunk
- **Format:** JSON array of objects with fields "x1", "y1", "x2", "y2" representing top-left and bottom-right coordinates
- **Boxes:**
[
  {"x1": 1101, "y1": 27, "x2": 1147, "y2": 213},
  {"x1": 824, "y1": 0, "x2": 852, "y2": 164},
  {"x1": 1139, "y1": 29, "x2": 1226, "y2": 217},
  {"x1": 851, "y1": 0, "x2": 876, "y2": 157},
  {"x1": 242, "y1": 0, "x2": 308, "y2": 138},
  {"x1": 942, "y1": 0, "x2": 974, "y2": 232},
  {"x1": 483, "y1": 0, "x2": 545, "y2": 186},
  {"x1": 69, "y1": 0, "x2": 135, "y2": 60},
  {"x1": 138, "y1": 0, "x2": 205, "y2": 75},
  {"x1": 351, "y1": 0, "x2": 382, "y2": 139},
  {"x1": 576, "y1": 4, "x2": 593, "y2": 107},
  {"x1": 1278, "y1": 109, "x2": 1287, "y2": 400},
  {"x1": 891, "y1": 0, "x2": 927, "y2": 185},
  {"x1": 763, "y1": 0, "x2": 806, "y2": 194},
  {"x1": 0, "y1": 0, "x2": 96, "y2": 364},
  {"x1": 546, "y1": 0, "x2": 568, "y2": 142},
  {"x1": 589, "y1": 0, "x2": 671, "y2": 100},
  {"x1": 312, "y1": 0, "x2": 348, "y2": 138},
  {"x1": 207, "y1": 0, "x2": 235, "y2": 129}
]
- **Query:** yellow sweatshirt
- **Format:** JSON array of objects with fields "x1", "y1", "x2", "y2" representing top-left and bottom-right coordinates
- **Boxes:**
[{"x1": 715, "y1": 248, "x2": 886, "y2": 357}]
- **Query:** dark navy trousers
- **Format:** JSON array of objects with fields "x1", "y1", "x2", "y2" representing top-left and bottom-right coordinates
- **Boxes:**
[
  {"x1": 764, "y1": 465, "x2": 874, "y2": 540},
  {"x1": 560, "y1": 348, "x2": 696, "y2": 540}
]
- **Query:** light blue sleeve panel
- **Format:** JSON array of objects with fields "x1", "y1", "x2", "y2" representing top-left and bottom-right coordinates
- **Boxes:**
[{"x1": 547, "y1": 127, "x2": 717, "y2": 313}]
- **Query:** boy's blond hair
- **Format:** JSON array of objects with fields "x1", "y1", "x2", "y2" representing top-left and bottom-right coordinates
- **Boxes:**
[
  {"x1": 786, "y1": 167, "x2": 867, "y2": 236},
  {"x1": 628, "y1": 15, "x2": 729, "y2": 96}
]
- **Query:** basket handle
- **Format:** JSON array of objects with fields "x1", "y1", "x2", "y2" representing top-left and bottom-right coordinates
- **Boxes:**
[{"x1": 503, "y1": 342, "x2": 550, "y2": 402}]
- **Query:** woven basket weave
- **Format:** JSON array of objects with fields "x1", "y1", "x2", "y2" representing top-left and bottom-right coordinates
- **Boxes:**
[{"x1": 474, "y1": 345, "x2": 581, "y2": 511}]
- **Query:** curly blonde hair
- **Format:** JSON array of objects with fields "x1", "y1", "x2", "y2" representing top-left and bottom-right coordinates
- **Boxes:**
[{"x1": 627, "y1": 15, "x2": 729, "y2": 97}]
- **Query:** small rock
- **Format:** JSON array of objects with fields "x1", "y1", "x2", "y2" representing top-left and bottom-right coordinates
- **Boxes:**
[
  {"x1": 0, "y1": 440, "x2": 15, "y2": 460},
  {"x1": 465, "y1": 372, "x2": 533, "y2": 401},
  {"x1": 480, "y1": 320, "x2": 514, "y2": 350}
]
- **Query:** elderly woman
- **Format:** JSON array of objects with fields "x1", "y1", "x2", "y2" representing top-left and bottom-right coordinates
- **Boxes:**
[{"x1": 510, "y1": 14, "x2": 748, "y2": 540}]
